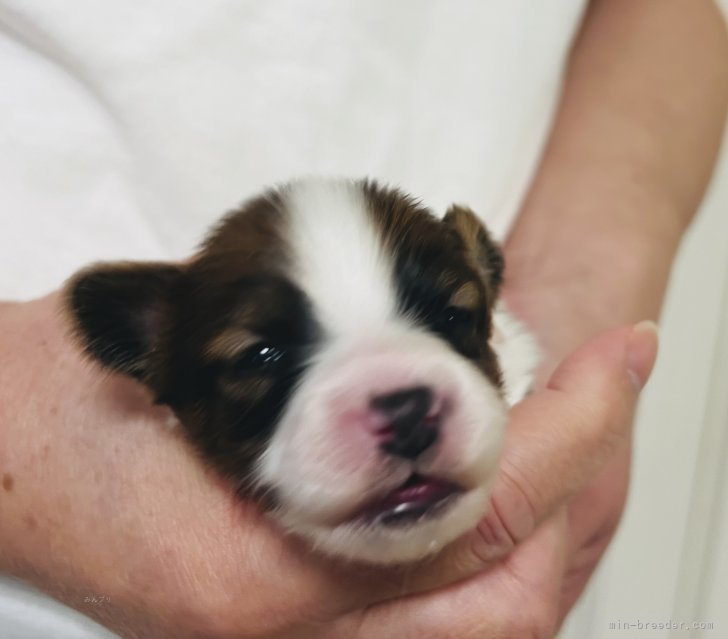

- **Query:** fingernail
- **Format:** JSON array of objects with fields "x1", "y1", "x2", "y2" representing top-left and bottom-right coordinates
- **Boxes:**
[{"x1": 627, "y1": 320, "x2": 659, "y2": 390}]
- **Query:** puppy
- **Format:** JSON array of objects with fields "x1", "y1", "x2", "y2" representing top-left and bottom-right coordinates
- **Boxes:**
[{"x1": 65, "y1": 178, "x2": 537, "y2": 564}]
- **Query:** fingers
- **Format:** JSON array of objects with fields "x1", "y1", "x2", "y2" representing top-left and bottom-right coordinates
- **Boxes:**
[
  {"x1": 558, "y1": 441, "x2": 631, "y2": 619},
  {"x1": 341, "y1": 514, "x2": 568, "y2": 639},
  {"x1": 556, "y1": 324, "x2": 660, "y2": 619},
  {"x1": 354, "y1": 322, "x2": 658, "y2": 600},
  {"x1": 560, "y1": 323, "x2": 655, "y2": 620},
  {"x1": 480, "y1": 322, "x2": 658, "y2": 558}
]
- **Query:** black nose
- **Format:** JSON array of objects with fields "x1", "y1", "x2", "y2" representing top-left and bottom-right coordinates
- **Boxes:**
[{"x1": 370, "y1": 386, "x2": 439, "y2": 459}]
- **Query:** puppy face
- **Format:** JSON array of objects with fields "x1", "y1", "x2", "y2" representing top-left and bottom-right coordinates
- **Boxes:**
[{"x1": 67, "y1": 179, "x2": 507, "y2": 563}]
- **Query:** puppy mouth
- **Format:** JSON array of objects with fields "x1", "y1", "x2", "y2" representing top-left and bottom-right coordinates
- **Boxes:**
[{"x1": 356, "y1": 474, "x2": 464, "y2": 527}]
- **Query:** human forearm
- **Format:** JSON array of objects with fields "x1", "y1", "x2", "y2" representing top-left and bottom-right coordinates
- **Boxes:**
[
  {"x1": 502, "y1": 0, "x2": 727, "y2": 620},
  {"x1": 505, "y1": 0, "x2": 728, "y2": 358}
]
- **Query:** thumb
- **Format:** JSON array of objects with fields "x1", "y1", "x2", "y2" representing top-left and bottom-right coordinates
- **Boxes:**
[{"x1": 481, "y1": 321, "x2": 659, "y2": 551}]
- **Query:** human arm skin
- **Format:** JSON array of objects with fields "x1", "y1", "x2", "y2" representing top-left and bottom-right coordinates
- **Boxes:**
[{"x1": 503, "y1": 0, "x2": 728, "y2": 621}]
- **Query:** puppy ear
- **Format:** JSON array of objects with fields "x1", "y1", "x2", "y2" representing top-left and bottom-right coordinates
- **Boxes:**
[
  {"x1": 443, "y1": 204, "x2": 504, "y2": 295},
  {"x1": 65, "y1": 262, "x2": 182, "y2": 380}
]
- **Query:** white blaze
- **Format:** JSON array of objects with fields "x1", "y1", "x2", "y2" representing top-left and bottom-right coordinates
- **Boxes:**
[{"x1": 284, "y1": 180, "x2": 398, "y2": 337}]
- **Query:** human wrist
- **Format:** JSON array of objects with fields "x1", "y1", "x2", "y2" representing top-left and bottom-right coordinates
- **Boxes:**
[
  {"x1": 502, "y1": 190, "x2": 681, "y2": 363},
  {"x1": 507, "y1": 183, "x2": 683, "y2": 277}
]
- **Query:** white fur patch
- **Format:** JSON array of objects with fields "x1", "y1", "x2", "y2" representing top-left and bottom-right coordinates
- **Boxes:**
[
  {"x1": 491, "y1": 305, "x2": 540, "y2": 405},
  {"x1": 283, "y1": 179, "x2": 398, "y2": 337}
]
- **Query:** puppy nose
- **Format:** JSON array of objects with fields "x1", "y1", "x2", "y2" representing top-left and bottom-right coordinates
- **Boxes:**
[{"x1": 370, "y1": 386, "x2": 439, "y2": 459}]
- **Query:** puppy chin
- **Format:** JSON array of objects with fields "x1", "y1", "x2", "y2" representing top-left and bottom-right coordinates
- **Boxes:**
[{"x1": 275, "y1": 484, "x2": 493, "y2": 564}]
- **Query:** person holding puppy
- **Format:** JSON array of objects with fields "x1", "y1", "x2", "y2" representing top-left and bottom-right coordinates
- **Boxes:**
[{"x1": 1, "y1": 0, "x2": 726, "y2": 637}]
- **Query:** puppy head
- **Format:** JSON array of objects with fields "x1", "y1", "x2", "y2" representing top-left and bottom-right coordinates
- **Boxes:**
[{"x1": 66, "y1": 179, "x2": 507, "y2": 563}]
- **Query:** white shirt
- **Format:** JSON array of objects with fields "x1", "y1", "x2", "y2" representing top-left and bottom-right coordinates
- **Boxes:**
[{"x1": 0, "y1": 1, "x2": 585, "y2": 635}]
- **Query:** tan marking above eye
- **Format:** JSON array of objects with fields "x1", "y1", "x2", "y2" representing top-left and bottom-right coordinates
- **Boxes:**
[
  {"x1": 204, "y1": 328, "x2": 261, "y2": 360},
  {"x1": 448, "y1": 281, "x2": 480, "y2": 310}
]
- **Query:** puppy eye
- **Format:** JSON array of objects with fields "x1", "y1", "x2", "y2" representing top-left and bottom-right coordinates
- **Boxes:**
[
  {"x1": 230, "y1": 343, "x2": 286, "y2": 376},
  {"x1": 437, "y1": 306, "x2": 475, "y2": 330}
]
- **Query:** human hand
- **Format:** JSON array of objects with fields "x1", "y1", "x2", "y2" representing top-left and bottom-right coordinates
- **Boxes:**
[
  {"x1": 505, "y1": 283, "x2": 658, "y2": 627},
  {"x1": 493, "y1": 0, "x2": 728, "y2": 619},
  {"x1": 0, "y1": 293, "x2": 656, "y2": 638}
]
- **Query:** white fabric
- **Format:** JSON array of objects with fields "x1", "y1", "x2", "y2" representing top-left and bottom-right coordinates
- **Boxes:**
[{"x1": 0, "y1": 1, "x2": 585, "y2": 635}]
